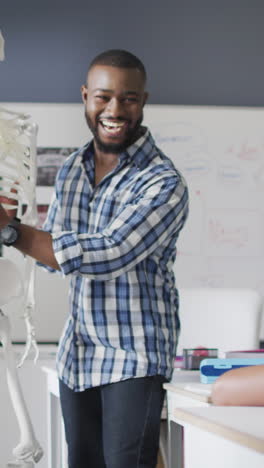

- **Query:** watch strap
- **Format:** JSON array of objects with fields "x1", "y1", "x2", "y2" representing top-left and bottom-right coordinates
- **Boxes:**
[{"x1": 0, "y1": 217, "x2": 21, "y2": 246}]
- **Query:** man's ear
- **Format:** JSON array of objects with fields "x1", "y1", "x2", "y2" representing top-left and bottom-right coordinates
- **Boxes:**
[
  {"x1": 81, "y1": 85, "x2": 88, "y2": 103},
  {"x1": 143, "y1": 92, "x2": 149, "y2": 107}
]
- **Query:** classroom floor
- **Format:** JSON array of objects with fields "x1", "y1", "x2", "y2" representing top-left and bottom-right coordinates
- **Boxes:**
[{"x1": 156, "y1": 450, "x2": 165, "y2": 468}]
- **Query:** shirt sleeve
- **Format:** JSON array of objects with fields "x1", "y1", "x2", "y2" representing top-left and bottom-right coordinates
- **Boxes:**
[
  {"x1": 51, "y1": 173, "x2": 189, "y2": 280},
  {"x1": 36, "y1": 191, "x2": 64, "y2": 273}
]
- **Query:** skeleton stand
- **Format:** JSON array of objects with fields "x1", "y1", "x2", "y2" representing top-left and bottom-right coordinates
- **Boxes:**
[{"x1": 0, "y1": 108, "x2": 43, "y2": 466}]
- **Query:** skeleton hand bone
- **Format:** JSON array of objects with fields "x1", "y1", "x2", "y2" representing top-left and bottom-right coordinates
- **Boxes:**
[{"x1": 17, "y1": 309, "x2": 39, "y2": 368}]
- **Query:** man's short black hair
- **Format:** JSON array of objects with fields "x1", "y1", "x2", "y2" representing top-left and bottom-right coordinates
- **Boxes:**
[{"x1": 88, "y1": 49, "x2": 147, "y2": 83}]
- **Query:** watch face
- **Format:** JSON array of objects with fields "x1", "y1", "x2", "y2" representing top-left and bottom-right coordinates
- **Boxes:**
[{"x1": 0, "y1": 225, "x2": 18, "y2": 245}]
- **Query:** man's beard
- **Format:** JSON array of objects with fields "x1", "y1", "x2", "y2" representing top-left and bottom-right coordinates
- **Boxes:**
[{"x1": 85, "y1": 111, "x2": 143, "y2": 154}]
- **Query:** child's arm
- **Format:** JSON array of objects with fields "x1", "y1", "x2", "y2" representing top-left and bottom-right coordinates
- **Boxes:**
[{"x1": 211, "y1": 364, "x2": 264, "y2": 406}]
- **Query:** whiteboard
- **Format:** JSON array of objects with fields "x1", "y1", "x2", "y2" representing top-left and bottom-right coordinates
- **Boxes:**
[{"x1": 1, "y1": 103, "x2": 264, "y2": 341}]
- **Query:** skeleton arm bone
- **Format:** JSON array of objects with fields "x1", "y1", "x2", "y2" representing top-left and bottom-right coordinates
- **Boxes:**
[
  {"x1": 0, "y1": 106, "x2": 29, "y2": 120},
  {"x1": 0, "y1": 311, "x2": 43, "y2": 464},
  {"x1": 0, "y1": 258, "x2": 43, "y2": 464},
  {"x1": 18, "y1": 258, "x2": 39, "y2": 368}
]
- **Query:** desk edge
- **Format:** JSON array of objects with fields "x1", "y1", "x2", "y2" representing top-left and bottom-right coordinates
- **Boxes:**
[
  {"x1": 173, "y1": 407, "x2": 264, "y2": 454},
  {"x1": 164, "y1": 383, "x2": 210, "y2": 403}
]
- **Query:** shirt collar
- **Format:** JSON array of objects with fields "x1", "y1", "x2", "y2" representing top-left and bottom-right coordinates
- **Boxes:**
[
  {"x1": 124, "y1": 127, "x2": 156, "y2": 169},
  {"x1": 80, "y1": 126, "x2": 156, "y2": 169}
]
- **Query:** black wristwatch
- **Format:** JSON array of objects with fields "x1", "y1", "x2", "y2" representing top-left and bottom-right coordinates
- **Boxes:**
[{"x1": 0, "y1": 217, "x2": 21, "y2": 246}]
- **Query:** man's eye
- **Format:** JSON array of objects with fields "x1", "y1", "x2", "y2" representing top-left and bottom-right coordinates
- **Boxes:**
[
  {"x1": 125, "y1": 97, "x2": 138, "y2": 103},
  {"x1": 95, "y1": 96, "x2": 109, "y2": 101}
]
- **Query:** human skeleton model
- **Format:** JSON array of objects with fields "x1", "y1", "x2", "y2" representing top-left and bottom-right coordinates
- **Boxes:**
[{"x1": 0, "y1": 107, "x2": 43, "y2": 466}]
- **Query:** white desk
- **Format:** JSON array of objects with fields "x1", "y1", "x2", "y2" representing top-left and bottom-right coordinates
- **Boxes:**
[
  {"x1": 164, "y1": 371, "x2": 212, "y2": 468},
  {"x1": 172, "y1": 406, "x2": 264, "y2": 468}
]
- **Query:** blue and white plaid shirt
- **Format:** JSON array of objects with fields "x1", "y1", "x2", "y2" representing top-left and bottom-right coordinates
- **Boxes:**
[{"x1": 41, "y1": 127, "x2": 189, "y2": 391}]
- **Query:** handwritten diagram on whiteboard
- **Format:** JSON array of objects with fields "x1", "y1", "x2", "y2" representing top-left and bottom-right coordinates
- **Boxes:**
[{"x1": 144, "y1": 105, "x2": 264, "y2": 295}]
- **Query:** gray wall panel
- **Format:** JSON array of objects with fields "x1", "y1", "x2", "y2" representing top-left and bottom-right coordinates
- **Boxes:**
[{"x1": 1, "y1": 1, "x2": 264, "y2": 105}]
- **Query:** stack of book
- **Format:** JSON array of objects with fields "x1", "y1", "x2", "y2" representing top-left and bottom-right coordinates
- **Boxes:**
[{"x1": 224, "y1": 349, "x2": 264, "y2": 358}]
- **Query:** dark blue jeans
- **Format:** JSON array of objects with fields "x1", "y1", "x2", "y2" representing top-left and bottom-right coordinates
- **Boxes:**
[{"x1": 59, "y1": 375, "x2": 166, "y2": 468}]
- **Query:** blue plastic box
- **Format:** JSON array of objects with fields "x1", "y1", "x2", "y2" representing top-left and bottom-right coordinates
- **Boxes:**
[{"x1": 200, "y1": 358, "x2": 264, "y2": 384}]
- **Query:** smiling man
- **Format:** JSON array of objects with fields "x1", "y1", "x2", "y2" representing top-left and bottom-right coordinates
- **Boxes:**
[{"x1": 0, "y1": 49, "x2": 189, "y2": 468}]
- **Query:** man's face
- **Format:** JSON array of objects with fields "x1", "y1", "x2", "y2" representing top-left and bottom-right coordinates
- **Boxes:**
[{"x1": 81, "y1": 65, "x2": 148, "y2": 154}]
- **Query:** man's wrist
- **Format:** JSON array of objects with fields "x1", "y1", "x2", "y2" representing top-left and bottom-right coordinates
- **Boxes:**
[{"x1": 0, "y1": 217, "x2": 21, "y2": 246}]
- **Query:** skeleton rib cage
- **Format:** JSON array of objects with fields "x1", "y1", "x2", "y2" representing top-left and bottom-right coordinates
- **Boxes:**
[{"x1": 0, "y1": 107, "x2": 38, "y2": 225}]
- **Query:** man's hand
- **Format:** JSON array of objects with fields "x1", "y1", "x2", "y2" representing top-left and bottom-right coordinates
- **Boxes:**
[
  {"x1": 0, "y1": 203, "x2": 10, "y2": 230},
  {"x1": 0, "y1": 185, "x2": 18, "y2": 220},
  {"x1": 0, "y1": 189, "x2": 60, "y2": 270},
  {"x1": 0, "y1": 205, "x2": 60, "y2": 270}
]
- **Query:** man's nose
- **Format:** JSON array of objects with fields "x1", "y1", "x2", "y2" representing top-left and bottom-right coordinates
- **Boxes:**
[{"x1": 105, "y1": 98, "x2": 124, "y2": 117}]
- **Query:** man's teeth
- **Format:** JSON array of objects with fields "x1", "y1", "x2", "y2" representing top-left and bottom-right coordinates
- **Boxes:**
[
  {"x1": 101, "y1": 120, "x2": 125, "y2": 132},
  {"x1": 101, "y1": 120, "x2": 124, "y2": 127}
]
